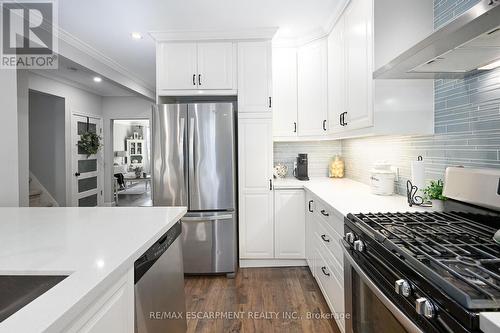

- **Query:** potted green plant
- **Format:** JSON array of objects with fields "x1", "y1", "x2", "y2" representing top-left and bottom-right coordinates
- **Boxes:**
[
  {"x1": 133, "y1": 166, "x2": 143, "y2": 179},
  {"x1": 423, "y1": 180, "x2": 447, "y2": 211}
]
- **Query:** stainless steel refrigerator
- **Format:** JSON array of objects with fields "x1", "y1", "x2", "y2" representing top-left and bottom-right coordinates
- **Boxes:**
[{"x1": 152, "y1": 102, "x2": 237, "y2": 276}]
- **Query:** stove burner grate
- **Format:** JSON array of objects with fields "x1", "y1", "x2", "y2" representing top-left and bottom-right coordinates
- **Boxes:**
[{"x1": 353, "y1": 211, "x2": 500, "y2": 309}]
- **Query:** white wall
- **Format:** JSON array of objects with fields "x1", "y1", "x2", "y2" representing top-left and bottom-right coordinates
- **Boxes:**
[
  {"x1": 18, "y1": 73, "x2": 104, "y2": 206},
  {"x1": 0, "y1": 70, "x2": 20, "y2": 206},
  {"x1": 17, "y1": 70, "x2": 29, "y2": 206},
  {"x1": 102, "y1": 96, "x2": 153, "y2": 205},
  {"x1": 29, "y1": 91, "x2": 66, "y2": 206}
]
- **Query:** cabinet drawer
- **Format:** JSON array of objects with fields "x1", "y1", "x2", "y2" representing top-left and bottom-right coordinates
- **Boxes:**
[
  {"x1": 315, "y1": 216, "x2": 344, "y2": 271},
  {"x1": 314, "y1": 198, "x2": 344, "y2": 237},
  {"x1": 314, "y1": 247, "x2": 345, "y2": 331}
]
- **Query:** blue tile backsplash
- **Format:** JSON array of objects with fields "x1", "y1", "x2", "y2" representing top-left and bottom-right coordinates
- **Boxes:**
[{"x1": 341, "y1": 0, "x2": 500, "y2": 193}]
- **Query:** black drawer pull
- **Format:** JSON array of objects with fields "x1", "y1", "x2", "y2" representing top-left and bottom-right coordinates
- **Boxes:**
[
  {"x1": 321, "y1": 266, "x2": 330, "y2": 276},
  {"x1": 321, "y1": 210, "x2": 329, "y2": 217},
  {"x1": 308, "y1": 200, "x2": 314, "y2": 212},
  {"x1": 321, "y1": 234, "x2": 330, "y2": 243}
]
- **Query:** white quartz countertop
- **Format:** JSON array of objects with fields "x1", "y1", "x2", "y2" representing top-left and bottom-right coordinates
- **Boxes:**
[
  {"x1": 274, "y1": 177, "x2": 429, "y2": 215},
  {"x1": 275, "y1": 177, "x2": 500, "y2": 332},
  {"x1": 0, "y1": 207, "x2": 186, "y2": 333}
]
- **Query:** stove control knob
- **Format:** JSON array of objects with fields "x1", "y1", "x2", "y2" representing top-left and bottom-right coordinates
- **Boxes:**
[
  {"x1": 345, "y1": 232, "x2": 355, "y2": 244},
  {"x1": 353, "y1": 240, "x2": 365, "y2": 252},
  {"x1": 395, "y1": 279, "x2": 411, "y2": 297},
  {"x1": 415, "y1": 297, "x2": 436, "y2": 319}
]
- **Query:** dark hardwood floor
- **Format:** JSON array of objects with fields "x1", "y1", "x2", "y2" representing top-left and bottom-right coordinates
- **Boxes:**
[{"x1": 184, "y1": 267, "x2": 341, "y2": 333}]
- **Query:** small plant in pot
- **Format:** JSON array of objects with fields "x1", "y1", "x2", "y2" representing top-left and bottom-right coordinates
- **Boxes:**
[
  {"x1": 133, "y1": 166, "x2": 143, "y2": 179},
  {"x1": 423, "y1": 180, "x2": 447, "y2": 211}
]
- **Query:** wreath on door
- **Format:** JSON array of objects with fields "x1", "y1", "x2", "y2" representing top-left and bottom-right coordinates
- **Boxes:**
[{"x1": 78, "y1": 132, "x2": 102, "y2": 157}]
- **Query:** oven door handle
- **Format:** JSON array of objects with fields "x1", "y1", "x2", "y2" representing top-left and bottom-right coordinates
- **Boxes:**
[{"x1": 341, "y1": 240, "x2": 424, "y2": 333}]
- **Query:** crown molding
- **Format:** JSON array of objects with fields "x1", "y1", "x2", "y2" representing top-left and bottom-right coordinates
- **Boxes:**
[
  {"x1": 149, "y1": 27, "x2": 279, "y2": 42},
  {"x1": 272, "y1": 0, "x2": 350, "y2": 48}
]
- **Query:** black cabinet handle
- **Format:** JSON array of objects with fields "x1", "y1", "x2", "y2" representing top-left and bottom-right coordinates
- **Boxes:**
[
  {"x1": 339, "y1": 114, "x2": 343, "y2": 126},
  {"x1": 75, "y1": 172, "x2": 81, "y2": 177},
  {"x1": 294, "y1": 122, "x2": 297, "y2": 133},
  {"x1": 321, "y1": 266, "x2": 330, "y2": 276},
  {"x1": 269, "y1": 179, "x2": 273, "y2": 190},
  {"x1": 198, "y1": 74, "x2": 201, "y2": 86},
  {"x1": 321, "y1": 210, "x2": 329, "y2": 217},
  {"x1": 321, "y1": 234, "x2": 330, "y2": 243},
  {"x1": 269, "y1": 97, "x2": 272, "y2": 108},
  {"x1": 308, "y1": 200, "x2": 314, "y2": 212},
  {"x1": 323, "y1": 120, "x2": 327, "y2": 131},
  {"x1": 193, "y1": 74, "x2": 196, "y2": 86},
  {"x1": 341, "y1": 112, "x2": 348, "y2": 126}
]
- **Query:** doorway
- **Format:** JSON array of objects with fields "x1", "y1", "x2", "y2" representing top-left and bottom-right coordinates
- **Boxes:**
[{"x1": 112, "y1": 119, "x2": 152, "y2": 207}]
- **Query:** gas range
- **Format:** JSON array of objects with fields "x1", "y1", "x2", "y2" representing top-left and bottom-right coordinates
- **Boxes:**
[{"x1": 342, "y1": 168, "x2": 500, "y2": 333}]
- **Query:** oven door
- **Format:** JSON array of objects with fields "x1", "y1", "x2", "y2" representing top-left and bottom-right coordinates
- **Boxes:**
[{"x1": 342, "y1": 240, "x2": 423, "y2": 333}]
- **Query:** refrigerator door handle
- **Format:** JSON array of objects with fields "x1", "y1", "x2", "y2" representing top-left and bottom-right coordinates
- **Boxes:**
[
  {"x1": 182, "y1": 214, "x2": 233, "y2": 222},
  {"x1": 188, "y1": 116, "x2": 195, "y2": 194}
]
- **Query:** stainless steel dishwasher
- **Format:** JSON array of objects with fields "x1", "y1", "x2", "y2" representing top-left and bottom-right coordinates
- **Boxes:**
[{"x1": 134, "y1": 221, "x2": 187, "y2": 333}]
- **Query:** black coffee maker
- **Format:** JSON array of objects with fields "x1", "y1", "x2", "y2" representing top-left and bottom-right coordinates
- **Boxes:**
[{"x1": 294, "y1": 153, "x2": 309, "y2": 181}]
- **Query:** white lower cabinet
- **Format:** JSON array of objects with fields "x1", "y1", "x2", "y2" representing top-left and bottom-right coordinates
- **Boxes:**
[
  {"x1": 65, "y1": 269, "x2": 134, "y2": 333},
  {"x1": 274, "y1": 189, "x2": 305, "y2": 259},
  {"x1": 305, "y1": 191, "x2": 345, "y2": 333}
]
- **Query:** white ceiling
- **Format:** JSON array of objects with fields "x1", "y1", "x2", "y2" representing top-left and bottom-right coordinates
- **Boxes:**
[
  {"x1": 32, "y1": 57, "x2": 138, "y2": 97},
  {"x1": 58, "y1": 0, "x2": 344, "y2": 89}
]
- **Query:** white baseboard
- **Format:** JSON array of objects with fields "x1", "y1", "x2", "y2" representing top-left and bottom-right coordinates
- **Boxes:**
[{"x1": 239, "y1": 259, "x2": 307, "y2": 268}]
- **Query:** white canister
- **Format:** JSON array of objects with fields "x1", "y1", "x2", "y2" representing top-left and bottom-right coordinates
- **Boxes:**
[{"x1": 370, "y1": 162, "x2": 395, "y2": 195}]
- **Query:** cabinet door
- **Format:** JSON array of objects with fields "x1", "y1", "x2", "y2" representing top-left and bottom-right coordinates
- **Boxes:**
[
  {"x1": 328, "y1": 17, "x2": 346, "y2": 134},
  {"x1": 157, "y1": 43, "x2": 198, "y2": 90},
  {"x1": 197, "y1": 42, "x2": 234, "y2": 90},
  {"x1": 238, "y1": 116, "x2": 274, "y2": 258},
  {"x1": 237, "y1": 42, "x2": 272, "y2": 113},
  {"x1": 272, "y1": 47, "x2": 298, "y2": 137},
  {"x1": 274, "y1": 189, "x2": 305, "y2": 259},
  {"x1": 297, "y1": 39, "x2": 328, "y2": 136},
  {"x1": 344, "y1": 0, "x2": 373, "y2": 130},
  {"x1": 305, "y1": 192, "x2": 315, "y2": 272}
]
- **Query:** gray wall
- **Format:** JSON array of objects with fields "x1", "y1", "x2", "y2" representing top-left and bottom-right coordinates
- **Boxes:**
[
  {"x1": 342, "y1": 0, "x2": 500, "y2": 193},
  {"x1": 29, "y1": 91, "x2": 66, "y2": 206},
  {"x1": 274, "y1": 141, "x2": 342, "y2": 178}
]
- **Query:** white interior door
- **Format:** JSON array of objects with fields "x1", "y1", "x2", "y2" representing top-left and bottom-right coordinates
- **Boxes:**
[{"x1": 71, "y1": 114, "x2": 103, "y2": 207}]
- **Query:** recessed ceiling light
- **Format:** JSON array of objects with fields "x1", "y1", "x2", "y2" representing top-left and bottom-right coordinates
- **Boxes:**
[
  {"x1": 93, "y1": 76, "x2": 102, "y2": 83},
  {"x1": 478, "y1": 59, "x2": 500, "y2": 71},
  {"x1": 131, "y1": 32, "x2": 142, "y2": 40}
]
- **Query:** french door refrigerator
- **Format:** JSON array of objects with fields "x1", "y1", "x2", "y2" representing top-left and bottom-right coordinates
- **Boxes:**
[{"x1": 152, "y1": 102, "x2": 237, "y2": 276}]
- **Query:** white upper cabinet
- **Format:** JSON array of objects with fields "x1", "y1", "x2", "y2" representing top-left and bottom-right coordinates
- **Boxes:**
[
  {"x1": 237, "y1": 41, "x2": 272, "y2": 113},
  {"x1": 344, "y1": 0, "x2": 373, "y2": 130},
  {"x1": 197, "y1": 42, "x2": 235, "y2": 90},
  {"x1": 325, "y1": 0, "x2": 434, "y2": 138},
  {"x1": 272, "y1": 47, "x2": 298, "y2": 137},
  {"x1": 297, "y1": 39, "x2": 328, "y2": 136},
  {"x1": 327, "y1": 16, "x2": 346, "y2": 134},
  {"x1": 157, "y1": 43, "x2": 198, "y2": 90},
  {"x1": 157, "y1": 42, "x2": 235, "y2": 92}
]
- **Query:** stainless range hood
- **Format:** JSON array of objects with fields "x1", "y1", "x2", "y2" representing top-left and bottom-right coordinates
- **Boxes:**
[{"x1": 374, "y1": 0, "x2": 500, "y2": 79}]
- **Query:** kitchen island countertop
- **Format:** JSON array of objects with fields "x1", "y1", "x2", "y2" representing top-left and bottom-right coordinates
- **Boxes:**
[{"x1": 0, "y1": 206, "x2": 186, "y2": 333}]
